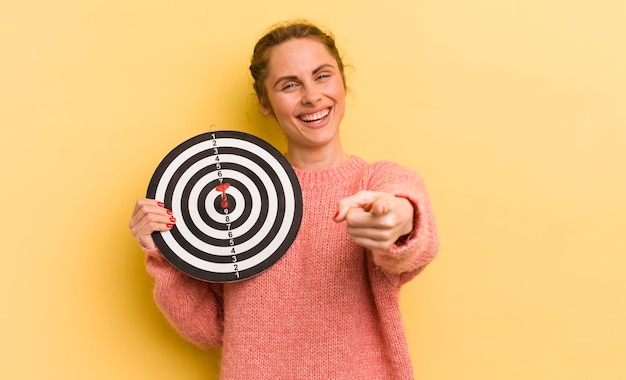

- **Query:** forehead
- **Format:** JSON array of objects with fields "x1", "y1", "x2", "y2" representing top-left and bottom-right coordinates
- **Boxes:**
[{"x1": 266, "y1": 38, "x2": 338, "y2": 75}]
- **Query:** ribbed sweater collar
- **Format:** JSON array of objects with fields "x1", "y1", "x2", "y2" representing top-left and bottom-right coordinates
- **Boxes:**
[{"x1": 291, "y1": 156, "x2": 366, "y2": 184}]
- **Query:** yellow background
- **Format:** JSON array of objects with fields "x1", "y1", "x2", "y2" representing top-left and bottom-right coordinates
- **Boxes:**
[{"x1": 1, "y1": 1, "x2": 624, "y2": 379}]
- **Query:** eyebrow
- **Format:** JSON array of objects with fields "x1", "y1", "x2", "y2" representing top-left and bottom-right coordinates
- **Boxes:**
[{"x1": 273, "y1": 63, "x2": 335, "y2": 88}]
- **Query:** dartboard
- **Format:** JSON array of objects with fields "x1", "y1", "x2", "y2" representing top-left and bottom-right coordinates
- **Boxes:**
[{"x1": 146, "y1": 130, "x2": 302, "y2": 282}]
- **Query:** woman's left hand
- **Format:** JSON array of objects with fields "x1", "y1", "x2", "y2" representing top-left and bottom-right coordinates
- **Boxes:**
[{"x1": 334, "y1": 190, "x2": 414, "y2": 250}]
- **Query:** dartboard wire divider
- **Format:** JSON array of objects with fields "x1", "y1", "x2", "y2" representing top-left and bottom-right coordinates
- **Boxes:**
[{"x1": 146, "y1": 130, "x2": 303, "y2": 282}]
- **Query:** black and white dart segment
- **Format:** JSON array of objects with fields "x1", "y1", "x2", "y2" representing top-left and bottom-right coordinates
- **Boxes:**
[{"x1": 147, "y1": 131, "x2": 302, "y2": 282}]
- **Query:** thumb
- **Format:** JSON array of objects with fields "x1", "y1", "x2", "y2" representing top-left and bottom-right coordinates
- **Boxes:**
[{"x1": 368, "y1": 197, "x2": 388, "y2": 216}]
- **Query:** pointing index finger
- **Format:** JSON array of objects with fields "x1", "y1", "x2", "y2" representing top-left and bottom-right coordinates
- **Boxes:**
[{"x1": 333, "y1": 191, "x2": 378, "y2": 222}]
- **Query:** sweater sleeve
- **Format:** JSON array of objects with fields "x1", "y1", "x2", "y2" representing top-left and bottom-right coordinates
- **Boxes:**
[
  {"x1": 362, "y1": 161, "x2": 440, "y2": 286},
  {"x1": 143, "y1": 247, "x2": 224, "y2": 350}
]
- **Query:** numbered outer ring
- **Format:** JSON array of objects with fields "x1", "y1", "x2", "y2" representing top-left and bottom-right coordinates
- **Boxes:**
[{"x1": 146, "y1": 131, "x2": 303, "y2": 282}]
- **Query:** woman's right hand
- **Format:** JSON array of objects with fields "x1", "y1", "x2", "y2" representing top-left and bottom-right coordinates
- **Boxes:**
[{"x1": 128, "y1": 198, "x2": 176, "y2": 250}]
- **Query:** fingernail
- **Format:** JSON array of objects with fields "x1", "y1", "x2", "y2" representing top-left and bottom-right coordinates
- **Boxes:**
[
  {"x1": 157, "y1": 201, "x2": 164, "y2": 207},
  {"x1": 333, "y1": 211, "x2": 339, "y2": 219},
  {"x1": 166, "y1": 209, "x2": 173, "y2": 215},
  {"x1": 166, "y1": 224, "x2": 173, "y2": 229},
  {"x1": 169, "y1": 217, "x2": 176, "y2": 223}
]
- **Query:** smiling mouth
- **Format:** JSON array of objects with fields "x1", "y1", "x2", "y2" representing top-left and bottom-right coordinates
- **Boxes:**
[{"x1": 299, "y1": 108, "x2": 330, "y2": 122}]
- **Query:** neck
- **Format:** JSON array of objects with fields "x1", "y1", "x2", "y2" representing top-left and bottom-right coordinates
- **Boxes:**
[{"x1": 285, "y1": 140, "x2": 349, "y2": 171}]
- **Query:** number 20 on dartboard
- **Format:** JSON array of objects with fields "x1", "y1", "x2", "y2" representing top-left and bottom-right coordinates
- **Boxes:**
[{"x1": 211, "y1": 133, "x2": 240, "y2": 279}]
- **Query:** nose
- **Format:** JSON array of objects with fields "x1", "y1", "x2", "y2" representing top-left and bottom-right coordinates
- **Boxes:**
[{"x1": 301, "y1": 86, "x2": 321, "y2": 105}]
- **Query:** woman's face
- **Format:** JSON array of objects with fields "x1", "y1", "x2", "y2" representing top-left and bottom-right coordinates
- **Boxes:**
[{"x1": 262, "y1": 38, "x2": 346, "y2": 152}]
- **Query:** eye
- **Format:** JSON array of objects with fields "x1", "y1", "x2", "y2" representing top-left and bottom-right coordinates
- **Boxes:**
[
  {"x1": 316, "y1": 73, "x2": 332, "y2": 81},
  {"x1": 281, "y1": 82, "x2": 299, "y2": 92}
]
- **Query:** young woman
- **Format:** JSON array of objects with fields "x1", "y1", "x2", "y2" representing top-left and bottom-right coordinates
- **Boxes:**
[{"x1": 129, "y1": 20, "x2": 439, "y2": 379}]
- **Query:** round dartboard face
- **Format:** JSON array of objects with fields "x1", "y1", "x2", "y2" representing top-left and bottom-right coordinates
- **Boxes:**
[{"x1": 146, "y1": 130, "x2": 303, "y2": 282}]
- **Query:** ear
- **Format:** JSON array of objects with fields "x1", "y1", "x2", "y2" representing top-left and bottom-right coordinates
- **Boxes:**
[{"x1": 258, "y1": 95, "x2": 273, "y2": 117}]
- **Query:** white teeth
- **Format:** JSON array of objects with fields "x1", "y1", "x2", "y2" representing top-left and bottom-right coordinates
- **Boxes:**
[{"x1": 300, "y1": 108, "x2": 329, "y2": 122}]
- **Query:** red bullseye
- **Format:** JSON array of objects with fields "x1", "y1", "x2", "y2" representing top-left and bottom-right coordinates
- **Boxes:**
[{"x1": 217, "y1": 180, "x2": 230, "y2": 209}]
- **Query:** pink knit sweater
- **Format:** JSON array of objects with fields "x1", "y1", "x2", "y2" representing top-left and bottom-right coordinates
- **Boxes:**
[{"x1": 144, "y1": 156, "x2": 439, "y2": 379}]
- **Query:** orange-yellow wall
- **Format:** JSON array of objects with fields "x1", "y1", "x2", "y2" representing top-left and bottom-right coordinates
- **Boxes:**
[{"x1": 1, "y1": 1, "x2": 625, "y2": 379}]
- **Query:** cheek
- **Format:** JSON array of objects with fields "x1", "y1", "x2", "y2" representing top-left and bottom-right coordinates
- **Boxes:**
[
  {"x1": 268, "y1": 94, "x2": 296, "y2": 116},
  {"x1": 328, "y1": 81, "x2": 347, "y2": 101}
]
